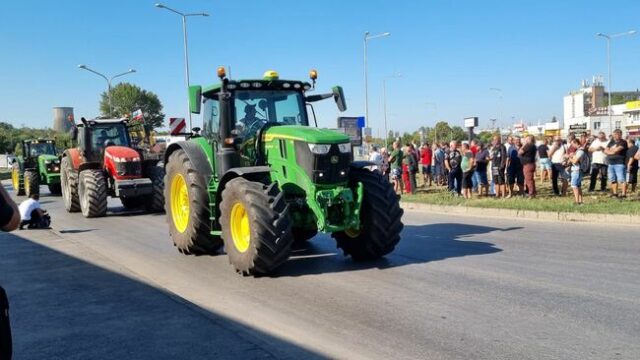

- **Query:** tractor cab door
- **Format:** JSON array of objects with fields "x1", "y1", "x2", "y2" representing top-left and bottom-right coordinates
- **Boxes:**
[{"x1": 202, "y1": 97, "x2": 221, "y2": 177}]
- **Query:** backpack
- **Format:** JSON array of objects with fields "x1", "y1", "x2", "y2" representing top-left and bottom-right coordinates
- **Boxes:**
[{"x1": 579, "y1": 150, "x2": 591, "y2": 174}]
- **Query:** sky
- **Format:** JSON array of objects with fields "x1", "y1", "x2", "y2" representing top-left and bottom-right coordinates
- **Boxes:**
[{"x1": 1, "y1": 0, "x2": 639, "y2": 136}]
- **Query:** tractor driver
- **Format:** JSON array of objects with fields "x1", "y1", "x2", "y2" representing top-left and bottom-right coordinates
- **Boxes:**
[{"x1": 239, "y1": 104, "x2": 265, "y2": 136}]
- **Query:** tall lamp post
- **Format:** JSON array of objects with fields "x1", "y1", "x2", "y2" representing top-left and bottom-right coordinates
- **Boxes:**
[
  {"x1": 489, "y1": 87, "x2": 503, "y2": 129},
  {"x1": 596, "y1": 30, "x2": 636, "y2": 132},
  {"x1": 363, "y1": 31, "x2": 390, "y2": 130},
  {"x1": 425, "y1": 102, "x2": 438, "y2": 143},
  {"x1": 78, "y1": 64, "x2": 136, "y2": 117},
  {"x1": 382, "y1": 73, "x2": 402, "y2": 148},
  {"x1": 155, "y1": 3, "x2": 209, "y2": 131}
]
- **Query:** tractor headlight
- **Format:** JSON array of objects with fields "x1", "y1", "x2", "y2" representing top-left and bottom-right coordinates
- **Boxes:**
[
  {"x1": 308, "y1": 143, "x2": 331, "y2": 155},
  {"x1": 337, "y1": 143, "x2": 352, "y2": 153},
  {"x1": 45, "y1": 160, "x2": 52, "y2": 164}
]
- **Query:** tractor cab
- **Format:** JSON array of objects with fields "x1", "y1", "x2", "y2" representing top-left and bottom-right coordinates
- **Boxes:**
[
  {"x1": 22, "y1": 139, "x2": 58, "y2": 168},
  {"x1": 75, "y1": 118, "x2": 132, "y2": 162}
]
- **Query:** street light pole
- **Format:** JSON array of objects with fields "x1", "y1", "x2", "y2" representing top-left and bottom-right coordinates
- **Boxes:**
[
  {"x1": 489, "y1": 87, "x2": 503, "y2": 130},
  {"x1": 596, "y1": 30, "x2": 636, "y2": 132},
  {"x1": 78, "y1": 65, "x2": 136, "y2": 117},
  {"x1": 382, "y1": 73, "x2": 402, "y2": 149},
  {"x1": 156, "y1": 3, "x2": 209, "y2": 131},
  {"x1": 363, "y1": 31, "x2": 390, "y2": 129}
]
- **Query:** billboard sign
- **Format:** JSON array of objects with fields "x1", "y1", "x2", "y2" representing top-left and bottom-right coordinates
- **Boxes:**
[
  {"x1": 464, "y1": 117, "x2": 478, "y2": 128},
  {"x1": 337, "y1": 117, "x2": 363, "y2": 146}
]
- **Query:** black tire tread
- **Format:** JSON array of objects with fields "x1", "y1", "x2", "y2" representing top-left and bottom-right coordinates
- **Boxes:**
[
  {"x1": 332, "y1": 168, "x2": 404, "y2": 260},
  {"x1": 164, "y1": 150, "x2": 222, "y2": 255},
  {"x1": 79, "y1": 169, "x2": 107, "y2": 218},
  {"x1": 220, "y1": 178, "x2": 294, "y2": 275},
  {"x1": 145, "y1": 165, "x2": 165, "y2": 212},
  {"x1": 61, "y1": 157, "x2": 80, "y2": 212},
  {"x1": 48, "y1": 183, "x2": 62, "y2": 195},
  {"x1": 24, "y1": 170, "x2": 40, "y2": 197}
]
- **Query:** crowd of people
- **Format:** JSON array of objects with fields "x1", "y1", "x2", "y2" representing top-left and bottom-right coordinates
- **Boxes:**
[{"x1": 369, "y1": 129, "x2": 640, "y2": 205}]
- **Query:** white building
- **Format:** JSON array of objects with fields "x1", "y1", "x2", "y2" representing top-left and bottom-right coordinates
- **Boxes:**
[{"x1": 563, "y1": 78, "x2": 629, "y2": 135}]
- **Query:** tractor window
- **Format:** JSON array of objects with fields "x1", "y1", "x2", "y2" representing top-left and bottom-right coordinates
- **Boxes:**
[
  {"x1": 90, "y1": 125, "x2": 129, "y2": 150},
  {"x1": 234, "y1": 90, "x2": 308, "y2": 137},
  {"x1": 202, "y1": 98, "x2": 220, "y2": 139},
  {"x1": 27, "y1": 143, "x2": 56, "y2": 157}
]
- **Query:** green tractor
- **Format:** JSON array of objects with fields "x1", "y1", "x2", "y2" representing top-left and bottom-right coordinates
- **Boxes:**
[
  {"x1": 11, "y1": 139, "x2": 62, "y2": 196},
  {"x1": 164, "y1": 69, "x2": 403, "y2": 275}
]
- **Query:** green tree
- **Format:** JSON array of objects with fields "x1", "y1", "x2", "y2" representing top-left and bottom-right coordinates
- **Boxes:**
[
  {"x1": 450, "y1": 126, "x2": 468, "y2": 141},
  {"x1": 100, "y1": 83, "x2": 165, "y2": 130}
]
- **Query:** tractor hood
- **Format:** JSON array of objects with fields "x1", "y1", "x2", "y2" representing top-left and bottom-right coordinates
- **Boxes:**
[
  {"x1": 104, "y1": 146, "x2": 140, "y2": 160},
  {"x1": 38, "y1": 154, "x2": 58, "y2": 162},
  {"x1": 263, "y1": 125, "x2": 350, "y2": 144}
]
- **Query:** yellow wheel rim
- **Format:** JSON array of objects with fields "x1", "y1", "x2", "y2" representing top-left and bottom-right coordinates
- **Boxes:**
[
  {"x1": 344, "y1": 228, "x2": 361, "y2": 238},
  {"x1": 230, "y1": 202, "x2": 251, "y2": 253},
  {"x1": 170, "y1": 174, "x2": 190, "y2": 233},
  {"x1": 11, "y1": 169, "x2": 19, "y2": 191}
]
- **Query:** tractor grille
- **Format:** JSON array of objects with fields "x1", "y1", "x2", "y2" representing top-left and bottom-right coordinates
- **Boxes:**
[
  {"x1": 294, "y1": 142, "x2": 351, "y2": 185},
  {"x1": 115, "y1": 161, "x2": 142, "y2": 177}
]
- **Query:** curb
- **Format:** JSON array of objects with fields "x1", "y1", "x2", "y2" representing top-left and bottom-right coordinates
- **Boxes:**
[{"x1": 400, "y1": 201, "x2": 639, "y2": 225}]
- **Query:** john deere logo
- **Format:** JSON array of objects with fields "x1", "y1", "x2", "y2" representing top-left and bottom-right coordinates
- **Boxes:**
[{"x1": 330, "y1": 155, "x2": 339, "y2": 164}]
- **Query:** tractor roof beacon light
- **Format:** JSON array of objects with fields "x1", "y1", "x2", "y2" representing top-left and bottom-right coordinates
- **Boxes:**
[
  {"x1": 310, "y1": 69, "x2": 318, "y2": 89},
  {"x1": 217, "y1": 66, "x2": 226, "y2": 80},
  {"x1": 263, "y1": 70, "x2": 279, "y2": 81}
]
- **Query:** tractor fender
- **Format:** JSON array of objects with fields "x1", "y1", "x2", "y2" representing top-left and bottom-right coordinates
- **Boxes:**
[
  {"x1": 165, "y1": 141, "x2": 212, "y2": 178},
  {"x1": 78, "y1": 162, "x2": 102, "y2": 173},
  {"x1": 62, "y1": 148, "x2": 83, "y2": 170},
  {"x1": 213, "y1": 166, "x2": 272, "y2": 227},
  {"x1": 350, "y1": 160, "x2": 377, "y2": 169}
]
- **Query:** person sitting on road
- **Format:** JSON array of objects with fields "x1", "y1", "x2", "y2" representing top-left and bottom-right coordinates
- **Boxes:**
[{"x1": 18, "y1": 194, "x2": 49, "y2": 230}]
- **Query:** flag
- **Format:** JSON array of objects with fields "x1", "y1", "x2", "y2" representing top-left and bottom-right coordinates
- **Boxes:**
[{"x1": 132, "y1": 109, "x2": 144, "y2": 121}]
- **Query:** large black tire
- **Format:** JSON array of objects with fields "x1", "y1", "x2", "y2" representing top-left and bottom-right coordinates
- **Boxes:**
[
  {"x1": 11, "y1": 165, "x2": 24, "y2": 196},
  {"x1": 48, "y1": 183, "x2": 62, "y2": 195},
  {"x1": 164, "y1": 149, "x2": 222, "y2": 254},
  {"x1": 332, "y1": 167, "x2": 404, "y2": 261},
  {"x1": 145, "y1": 165, "x2": 165, "y2": 213},
  {"x1": 24, "y1": 170, "x2": 40, "y2": 197},
  {"x1": 78, "y1": 170, "x2": 108, "y2": 218},
  {"x1": 61, "y1": 157, "x2": 80, "y2": 212},
  {"x1": 219, "y1": 178, "x2": 294, "y2": 275}
]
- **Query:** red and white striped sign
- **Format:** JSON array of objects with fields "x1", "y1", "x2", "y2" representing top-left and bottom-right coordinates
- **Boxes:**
[{"x1": 169, "y1": 117, "x2": 186, "y2": 135}]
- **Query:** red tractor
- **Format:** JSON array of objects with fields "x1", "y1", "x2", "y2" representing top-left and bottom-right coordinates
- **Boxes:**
[{"x1": 60, "y1": 117, "x2": 164, "y2": 217}]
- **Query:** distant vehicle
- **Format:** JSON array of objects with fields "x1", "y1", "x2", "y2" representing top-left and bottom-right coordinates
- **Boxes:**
[
  {"x1": 60, "y1": 117, "x2": 164, "y2": 217},
  {"x1": 11, "y1": 139, "x2": 62, "y2": 196}
]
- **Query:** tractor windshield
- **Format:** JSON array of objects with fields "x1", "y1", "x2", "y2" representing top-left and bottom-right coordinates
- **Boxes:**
[
  {"x1": 90, "y1": 124, "x2": 130, "y2": 150},
  {"x1": 234, "y1": 90, "x2": 308, "y2": 137},
  {"x1": 27, "y1": 142, "x2": 56, "y2": 157}
]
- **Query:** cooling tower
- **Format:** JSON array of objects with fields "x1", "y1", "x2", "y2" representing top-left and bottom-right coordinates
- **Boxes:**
[{"x1": 53, "y1": 107, "x2": 74, "y2": 132}]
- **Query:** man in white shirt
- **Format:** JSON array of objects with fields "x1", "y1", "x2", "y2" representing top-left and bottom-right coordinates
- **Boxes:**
[
  {"x1": 549, "y1": 136, "x2": 569, "y2": 196},
  {"x1": 588, "y1": 131, "x2": 608, "y2": 192},
  {"x1": 19, "y1": 194, "x2": 46, "y2": 230},
  {"x1": 368, "y1": 146, "x2": 383, "y2": 172}
]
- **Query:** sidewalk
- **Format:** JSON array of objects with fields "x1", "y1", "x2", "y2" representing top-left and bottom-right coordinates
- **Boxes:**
[
  {"x1": 401, "y1": 201, "x2": 640, "y2": 225},
  {"x1": 0, "y1": 229, "x2": 317, "y2": 360}
]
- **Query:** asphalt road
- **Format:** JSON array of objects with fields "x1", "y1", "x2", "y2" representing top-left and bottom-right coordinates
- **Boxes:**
[{"x1": 2, "y1": 183, "x2": 639, "y2": 359}]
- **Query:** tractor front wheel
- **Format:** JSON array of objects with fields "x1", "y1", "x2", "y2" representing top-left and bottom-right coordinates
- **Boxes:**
[
  {"x1": 219, "y1": 178, "x2": 294, "y2": 275},
  {"x1": 11, "y1": 165, "x2": 24, "y2": 196},
  {"x1": 24, "y1": 170, "x2": 40, "y2": 197},
  {"x1": 164, "y1": 149, "x2": 222, "y2": 254},
  {"x1": 61, "y1": 157, "x2": 80, "y2": 212},
  {"x1": 145, "y1": 165, "x2": 165, "y2": 213},
  {"x1": 332, "y1": 168, "x2": 404, "y2": 261},
  {"x1": 78, "y1": 169, "x2": 107, "y2": 218}
]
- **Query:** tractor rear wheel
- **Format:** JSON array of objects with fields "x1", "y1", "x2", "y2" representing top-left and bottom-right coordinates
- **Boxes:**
[
  {"x1": 11, "y1": 165, "x2": 24, "y2": 196},
  {"x1": 61, "y1": 157, "x2": 80, "y2": 212},
  {"x1": 48, "y1": 183, "x2": 62, "y2": 195},
  {"x1": 165, "y1": 149, "x2": 222, "y2": 254},
  {"x1": 332, "y1": 168, "x2": 404, "y2": 261},
  {"x1": 145, "y1": 165, "x2": 165, "y2": 213},
  {"x1": 78, "y1": 169, "x2": 107, "y2": 218},
  {"x1": 219, "y1": 178, "x2": 294, "y2": 275},
  {"x1": 24, "y1": 170, "x2": 40, "y2": 197}
]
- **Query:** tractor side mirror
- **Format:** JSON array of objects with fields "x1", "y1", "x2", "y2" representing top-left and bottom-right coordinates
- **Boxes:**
[
  {"x1": 189, "y1": 85, "x2": 202, "y2": 114},
  {"x1": 332, "y1": 86, "x2": 347, "y2": 112},
  {"x1": 70, "y1": 126, "x2": 78, "y2": 141}
]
